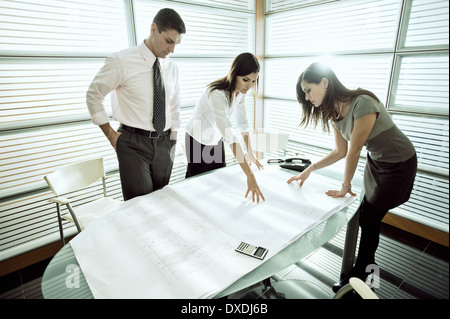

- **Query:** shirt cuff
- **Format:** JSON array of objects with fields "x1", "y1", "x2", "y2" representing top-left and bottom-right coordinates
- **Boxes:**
[{"x1": 90, "y1": 111, "x2": 110, "y2": 126}]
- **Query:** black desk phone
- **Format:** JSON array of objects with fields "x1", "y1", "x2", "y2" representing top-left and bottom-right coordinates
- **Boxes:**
[{"x1": 279, "y1": 157, "x2": 312, "y2": 172}]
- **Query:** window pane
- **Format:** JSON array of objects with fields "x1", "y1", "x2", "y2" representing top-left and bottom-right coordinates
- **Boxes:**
[
  {"x1": 0, "y1": 121, "x2": 119, "y2": 198},
  {"x1": 0, "y1": 58, "x2": 111, "y2": 130},
  {"x1": 266, "y1": 0, "x2": 331, "y2": 13},
  {"x1": 393, "y1": 172, "x2": 449, "y2": 232},
  {"x1": 391, "y1": 113, "x2": 449, "y2": 176},
  {"x1": 179, "y1": 0, "x2": 254, "y2": 11},
  {"x1": 391, "y1": 53, "x2": 449, "y2": 115},
  {"x1": 0, "y1": 0, "x2": 129, "y2": 55},
  {"x1": 265, "y1": 0, "x2": 401, "y2": 55},
  {"x1": 402, "y1": 0, "x2": 449, "y2": 48},
  {"x1": 174, "y1": 58, "x2": 233, "y2": 107}
]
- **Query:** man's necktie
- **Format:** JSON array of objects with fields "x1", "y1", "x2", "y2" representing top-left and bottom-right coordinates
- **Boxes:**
[{"x1": 153, "y1": 59, "x2": 165, "y2": 135}]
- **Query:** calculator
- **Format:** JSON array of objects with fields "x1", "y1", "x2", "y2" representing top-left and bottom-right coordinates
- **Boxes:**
[{"x1": 235, "y1": 241, "x2": 268, "y2": 260}]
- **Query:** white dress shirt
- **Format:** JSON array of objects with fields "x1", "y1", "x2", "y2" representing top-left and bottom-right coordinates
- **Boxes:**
[
  {"x1": 185, "y1": 87, "x2": 249, "y2": 145},
  {"x1": 86, "y1": 41, "x2": 181, "y2": 132}
]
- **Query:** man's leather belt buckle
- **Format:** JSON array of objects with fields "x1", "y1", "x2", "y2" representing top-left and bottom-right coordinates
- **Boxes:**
[{"x1": 149, "y1": 131, "x2": 160, "y2": 138}]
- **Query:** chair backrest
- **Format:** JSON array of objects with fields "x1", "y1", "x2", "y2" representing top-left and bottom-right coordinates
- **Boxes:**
[
  {"x1": 44, "y1": 158, "x2": 106, "y2": 196},
  {"x1": 250, "y1": 132, "x2": 289, "y2": 153}
]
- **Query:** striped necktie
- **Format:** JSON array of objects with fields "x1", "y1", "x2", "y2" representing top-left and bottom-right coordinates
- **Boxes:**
[{"x1": 153, "y1": 59, "x2": 165, "y2": 135}]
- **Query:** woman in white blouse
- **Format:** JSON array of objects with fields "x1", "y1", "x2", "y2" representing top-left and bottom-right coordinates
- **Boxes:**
[{"x1": 185, "y1": 52, "x2": 265, "y2": 203}]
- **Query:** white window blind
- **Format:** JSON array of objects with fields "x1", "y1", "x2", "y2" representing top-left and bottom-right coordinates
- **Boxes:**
[
  {"x1": 0, "y1": 0, "x2": 129, "y2": 55},
  {"x1": 392, "y1": 172, "x2": 449, "y2": 233},
  {"x1": 0, "y1": 58, "x2": 111, "y2": 131},
  {"x1": 392, "y1": 114, "x2": 449, "y2": 176},
  {"x1": 401, "y1": 0, "x2": 449, "y2": 49},
  {"x1": 266, "y1": 0, "x2": 332, "y2": 13},
  {"x1": 390, "y1": 53, "x2": 449, "y2": 115},
  {"x1": 187, "y1": 0, "x2": 255, "y2": 11},
  {"x1": 265, "y1": 0, "x2": 401, "y2": 56},
  {"x1": 134, "y1": 0, "x2": 255, "y2": 57},
  {"x1": 0, "y1": 121, "x2": 120, "y2": 199},
  {"x1": 175, "y1": 58, "x2": 233, "y2": 106}
]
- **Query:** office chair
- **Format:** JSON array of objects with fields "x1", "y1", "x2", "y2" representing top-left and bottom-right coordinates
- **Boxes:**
[
  {"x1": 250, "y1": 131, "x2": 289, "y2": 157},
  {"x1": 44, "y1": 157, "x2": 119, "y2": 245},
  {"x1": 333, "y1": 277, "x2": 379, "y2": 299}
]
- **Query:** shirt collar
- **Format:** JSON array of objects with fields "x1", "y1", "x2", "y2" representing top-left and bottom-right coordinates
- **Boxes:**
[{"x1": 139, "y1": 41, "x2": 158, "y2": 67}]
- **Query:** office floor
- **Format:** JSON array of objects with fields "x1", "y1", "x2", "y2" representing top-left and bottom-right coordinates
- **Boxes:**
[
  {"x1": 0, "y1": 223, "x2": 448, "y2": 299},
  {"x1": 232, "y1": 224, "x2": 449, "y2": 299}
]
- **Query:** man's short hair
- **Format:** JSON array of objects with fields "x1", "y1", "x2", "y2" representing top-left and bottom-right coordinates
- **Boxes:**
[{"x1": 153, "y1": 8, "x2": 186, "y2": 34}]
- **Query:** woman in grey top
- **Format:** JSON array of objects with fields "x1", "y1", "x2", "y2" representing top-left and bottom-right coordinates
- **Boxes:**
[{"x1": 287, "y1": 62, "x2": 417, "y2": 292}]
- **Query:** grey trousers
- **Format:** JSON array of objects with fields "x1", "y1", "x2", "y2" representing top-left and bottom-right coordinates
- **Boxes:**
[{"x1": 116, "y1": 127, "x2": 176, "y2": 201}]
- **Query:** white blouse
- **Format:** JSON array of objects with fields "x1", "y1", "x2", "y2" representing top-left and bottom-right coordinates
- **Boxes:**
[{"x1": 185, "y1": 87, "x2": 250, "y2": 145}]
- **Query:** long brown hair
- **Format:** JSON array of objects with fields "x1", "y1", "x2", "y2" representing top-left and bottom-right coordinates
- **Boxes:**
[
  {"x1": 296, "y1": 62, "x2": 379, "y2": 132},
  {"x1": 208, "y1": 52, "x2": 260, "y2": 106}
]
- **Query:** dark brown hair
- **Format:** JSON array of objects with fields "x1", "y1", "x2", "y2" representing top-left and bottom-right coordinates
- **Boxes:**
[
  {"x1": 153, "y1": 8, "x2": 186, "y2": 34},
  {"x1": 208, "y1": 52, "x2": 260, "y2": 106},
  {"x1": 296, "y1": 62, "x2": 379, "y2": 132}
]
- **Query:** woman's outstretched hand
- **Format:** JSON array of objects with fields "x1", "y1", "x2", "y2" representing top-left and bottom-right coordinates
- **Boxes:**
[
  {"x1": 286, "y1": 169, "x2": 311, "y2": 187},
  {"x1": 248, "y1": 153, "x2": 264, "y2": 170},
  {"x1": 326, "y1": 186, "x2": 356, "y2": 198},
  {"x1": 245, "y1": 173, "x2": 265, "y2": 203}
]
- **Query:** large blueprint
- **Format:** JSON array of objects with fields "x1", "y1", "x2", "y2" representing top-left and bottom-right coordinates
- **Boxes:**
[{"x1": 70, "y1": 165, "x2": 356, "y2": 298}]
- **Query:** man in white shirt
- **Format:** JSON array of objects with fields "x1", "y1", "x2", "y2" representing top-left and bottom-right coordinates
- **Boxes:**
[{"x1": 86, "y1": 8, "x2": 186, "y2": 200}]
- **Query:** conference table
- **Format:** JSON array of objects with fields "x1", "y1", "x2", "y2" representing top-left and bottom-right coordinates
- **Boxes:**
[{"x1": 41, "y1": 164, "x2": 361, "y2": 299}]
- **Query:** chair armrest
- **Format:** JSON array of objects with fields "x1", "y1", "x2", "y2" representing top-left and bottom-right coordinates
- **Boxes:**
[
  {"x1": 48, "y1": 197, "x2": 71, "y2": 205},
  {"x1": 349, "y1": 277, "x2": 379, "y2": 299}
]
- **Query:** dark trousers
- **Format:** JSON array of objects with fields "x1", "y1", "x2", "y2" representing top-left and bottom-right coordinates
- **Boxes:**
[
  {"x1": 351, "y1": 196, "x2": 389, "y2": 278},
  {"x1": 185, "y1": 133, "x2": 225, "y2": 178},
  {"x1": 116, "y1": 127, "x2": 176, "y2": 201}
]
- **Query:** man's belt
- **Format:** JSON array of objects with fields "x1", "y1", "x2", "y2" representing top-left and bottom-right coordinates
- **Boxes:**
[{"x1": 120, "y1": 124, "x2": 170, "y2": 138}]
